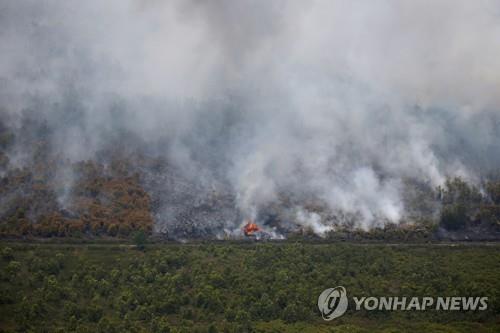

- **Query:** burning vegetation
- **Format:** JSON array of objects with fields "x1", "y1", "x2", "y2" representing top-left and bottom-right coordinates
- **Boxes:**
[
  {"x1": 0, "y1": 117, "x2": 500, "y2": 241},
  {"x1": 243, "y1": 220, "x2": 260, "y2": 237}
]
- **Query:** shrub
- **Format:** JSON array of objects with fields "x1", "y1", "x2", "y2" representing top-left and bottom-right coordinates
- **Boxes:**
[{"x1": 1, "y1": 247, "x2": 14, "y2": 261}]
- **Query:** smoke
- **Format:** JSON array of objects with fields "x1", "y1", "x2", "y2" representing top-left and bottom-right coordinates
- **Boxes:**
[
  {"x1": 1, "y1": 0, "x2": 500, "y2": 233},
  {"x1": 296, "y1": 210, "x2": 333, "y2": 237}
]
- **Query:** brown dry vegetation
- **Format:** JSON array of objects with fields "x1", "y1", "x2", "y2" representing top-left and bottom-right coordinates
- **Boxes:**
[{"x1": 0, "y1": 160, "x2": 153, "y2": 238}]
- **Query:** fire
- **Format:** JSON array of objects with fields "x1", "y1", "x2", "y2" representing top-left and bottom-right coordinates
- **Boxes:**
[{"x1": 243, "y1": 220, "x2": 260, "y2": 236}]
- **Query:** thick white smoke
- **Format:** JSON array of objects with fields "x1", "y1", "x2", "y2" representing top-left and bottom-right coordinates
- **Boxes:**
[{"x1": 1, "y1": 0, "x2": 499, "y2": 231}]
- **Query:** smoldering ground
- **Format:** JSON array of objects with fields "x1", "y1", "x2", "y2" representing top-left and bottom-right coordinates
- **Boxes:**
[{"x1": 0, "y1": 0, "x2": 499, "y2": 237}]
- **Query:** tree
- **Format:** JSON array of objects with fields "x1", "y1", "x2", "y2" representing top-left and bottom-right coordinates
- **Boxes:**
[
  {"x1": 438, "y1": 177, "x2": 483, "y2": 231},
  {"x1": 440, "y1": 204, "x2": 467, "y2": 231},
  {"x1": 133, "y1": 230, "x2": 147, "y2": 250},
  {"x1": 486, "y1": 181, "x2": 500, "y2": 205}
]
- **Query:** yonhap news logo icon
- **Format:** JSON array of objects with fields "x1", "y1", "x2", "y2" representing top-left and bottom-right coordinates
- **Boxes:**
[
  {"x1": 318, "y1": 286, "x2": 488, "y2": 321},
  {"x1": 317, "y1": 286, "x2": 348, "y2": 320}
]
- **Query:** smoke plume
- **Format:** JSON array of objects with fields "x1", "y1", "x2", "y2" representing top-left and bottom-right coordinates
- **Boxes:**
[{"x1": 1, "y1": 0, "x2": 499, "y2": 235}]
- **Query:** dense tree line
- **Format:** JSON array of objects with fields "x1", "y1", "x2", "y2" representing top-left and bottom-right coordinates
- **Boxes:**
[
  {"x1": 438, "y1": 177, "x2": 500, "y2": 232},
  {"x1": 0, "y1": 243, "x2": 499, "y2": 332}
]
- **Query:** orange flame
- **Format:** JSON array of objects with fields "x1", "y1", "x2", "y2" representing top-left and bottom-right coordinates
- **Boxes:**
[{"x1": 243, "y1": 220, "x2": 260, "y2": 236}]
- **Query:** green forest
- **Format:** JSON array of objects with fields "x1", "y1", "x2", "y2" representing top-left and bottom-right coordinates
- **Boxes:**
[{"x1": 1, "y1": 242, "x2": 499, "y2": 333}]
